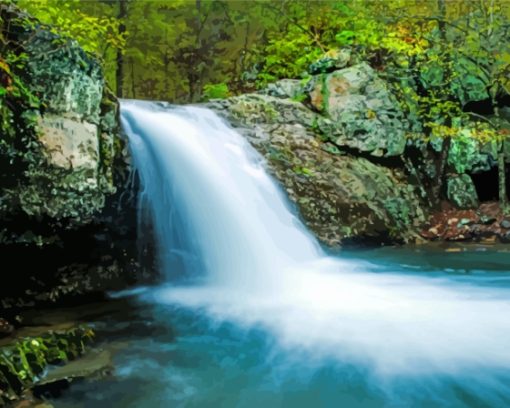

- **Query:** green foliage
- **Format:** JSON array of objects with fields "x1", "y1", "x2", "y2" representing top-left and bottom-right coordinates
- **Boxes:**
[
  {"x1": 202, "y1": 83, "x2": 230, "y2": 100},
  {"x1": 0, "y1": 327, "x2": 94, "y2": 404},
  {"x1": 18, "y1": 0, "x2": 126, "y2": 85},
  {"x1": 13, "y1": 0, "x2": 510, "y2": 111}
]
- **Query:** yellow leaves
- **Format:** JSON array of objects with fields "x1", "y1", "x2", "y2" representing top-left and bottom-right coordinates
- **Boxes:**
[
  {"x1": 366, "y1": 109, "x2": 377, "y2": 119},
  {"x1": 0, "y1": 58, "x2": 11, "y2": 75},
  {"x1": 427, "y1": 121, "x2": 508, "y2": 144},
  {"x1": 426, "y1": 122, "x2": 458, "y2": 139}
]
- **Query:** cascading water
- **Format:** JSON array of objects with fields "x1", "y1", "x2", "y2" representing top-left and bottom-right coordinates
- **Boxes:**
[
  {"x1": 121, "y1": 100, "x2": 510, "y2": 406},
  {"x1": 121, "y1": 101, "x2": 319, "y2": 286}
]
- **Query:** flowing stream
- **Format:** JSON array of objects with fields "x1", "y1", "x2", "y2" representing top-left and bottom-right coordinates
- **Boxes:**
[{"x1": 55, "y1": 101, "x2": 510, "y2": 407}]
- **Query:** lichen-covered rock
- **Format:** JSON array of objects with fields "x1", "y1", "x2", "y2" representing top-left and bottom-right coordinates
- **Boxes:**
[
  {"x1": 0, "y1": 5, "x2": 144, "y2": 314},
  {"x1": 308, "y1": 49, "x2": 352, "y2": 75},
  {"x1": 209, "y1": 93, "x2": 425, "y2": 246},
  {"x1": 0, "y1": 4, "x2": 121, "y2": 230},
  {"x1": 307, "y1": 63, "x2": 407, "y2": 157},
  {"x1": 447, "y1": 174, "x2": 479, "y2": 209},
  {"x1": 448, "y1": 135, "x2": 497, "y2": 174},
  {"x1": 262, "y1": 79, "x2": 304, "y2": 99},
  {"x1": 38, "y1": 116, "x2": 99, "y2": 173}
]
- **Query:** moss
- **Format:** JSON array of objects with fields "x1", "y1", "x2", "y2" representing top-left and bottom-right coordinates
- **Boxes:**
[{"x1": 0, "y1": 326, "x2": 94, "y2": 404}]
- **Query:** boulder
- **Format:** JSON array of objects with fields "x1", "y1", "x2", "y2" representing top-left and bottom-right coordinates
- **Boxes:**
[
  {"x1": 308, "y1": 49, "x2": 352, "y2": 74},
  {"x1": 262, "y1": 79, "x2": 303, "y2": 99},
  {"x1": 209, "y1": 93, "x2": 425, "y2": 246},
  {"x1": 447, "y1": 174, "x2": 479, "y2": 209},
  {"x1": 0, "y1": 4, "x2": 122, "y2": 227},
  {"x1": 307, "y1": 63, "x2": 407, "y2": 157},
  {"x1": 448, "y1": 134, "x2": 496, "y2": 174}
]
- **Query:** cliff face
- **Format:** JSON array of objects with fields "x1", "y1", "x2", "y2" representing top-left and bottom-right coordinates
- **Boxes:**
[{"x1": 0, "y1": 4, "x2": 146, "y2": 313}]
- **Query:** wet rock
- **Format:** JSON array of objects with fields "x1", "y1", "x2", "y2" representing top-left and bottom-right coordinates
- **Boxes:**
[
  {"x1": 500, "y1": 230, "x2": 510, "y2": 243},
  {"x1": 33, "y1": 349, "x2": 112, "y2": 399},
  {"x1": 500, "y1": 219, "x2": 510, "y2": 229},
  {"x1": 446, "y1": 174, "x2": 479, "y2": 209},
  {"x1": 0, "y1": 326, "x2": 94, "y2": 404}
]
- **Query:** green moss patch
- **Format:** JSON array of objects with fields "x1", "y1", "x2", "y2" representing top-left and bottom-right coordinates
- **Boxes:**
[{"x1": 0, "y1": 326, "x2": 94, "y2": 405}]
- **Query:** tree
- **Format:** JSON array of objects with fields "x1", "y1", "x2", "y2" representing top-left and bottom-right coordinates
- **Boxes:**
[{"x1": 116, "y1": 0, "x2": 127, "y2": 98}]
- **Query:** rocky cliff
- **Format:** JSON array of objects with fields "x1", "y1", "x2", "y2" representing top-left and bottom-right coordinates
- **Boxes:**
[{"x1": 0, "y1": 4, "x2": 145, "y2": 315}]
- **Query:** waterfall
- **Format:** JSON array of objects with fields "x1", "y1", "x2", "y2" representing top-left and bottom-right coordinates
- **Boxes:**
[
  {"x1": 121, "y1": 101, "x2": 319, "y2": 286},
  {"x1": 121, "y1": 100, "x2": 510, "y2": 402}
]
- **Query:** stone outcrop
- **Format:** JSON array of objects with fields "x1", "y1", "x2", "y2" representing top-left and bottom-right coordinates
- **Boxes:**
[
  {"x1": 447, "y1": 174, "x2": 479, "y2": 209},
  {"x1": 209, "y1": 93, "x2": 425, "y2": 246},
  {"x1": 307, "y1": 63, "x2": 408, "y2": 157},
  {"x1": 0, "y1": 4, "x2": 120, "y2": 226},
  {"x1": 0, "y1": 4, "x2": 145, "y2": 313}
]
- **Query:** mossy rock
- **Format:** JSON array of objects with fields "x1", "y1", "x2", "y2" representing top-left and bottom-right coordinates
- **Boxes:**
[
  {"x1": 0, "y1": 326, "x2": 94, "y2": 405},
  {"x1": 0, "y1": 3, "x2": 125, "y2": 239}
]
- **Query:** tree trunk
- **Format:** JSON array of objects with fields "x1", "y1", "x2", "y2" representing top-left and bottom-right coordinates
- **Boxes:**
[
  {"x1": 437, "y1": 0, "x2": 446, "y2": 34},
  {"x1": 116, "y1": 0, "x2": 127, "y2": 98},
  {"x1": 498, "y1": 148, "x2": 507, "y2": 211},
  {"x1": 432, "y1": 0, "x2": 449, "y2": 205},
  {"x1": 434, "y1": 137, "x2": 451, "y2": 204},
  {"x1": 130, "y1": 58, "x2": 136, "y2": 99}
]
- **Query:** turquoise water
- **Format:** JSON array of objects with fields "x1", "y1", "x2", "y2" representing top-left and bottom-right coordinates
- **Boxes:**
[{"x1": 51, "y1": 246, "x2": 510, "y2": 408}]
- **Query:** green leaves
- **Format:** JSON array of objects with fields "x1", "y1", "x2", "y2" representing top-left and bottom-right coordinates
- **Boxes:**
[
  {"x1": 203, "y1": 83, "x2": 230, "y2": 100},
  {"x1": 335, "y1": 30, "x2": 355, "y2": 46},
  {"x1": 0, "y1": 327, "x2": 94, "y2": 403}
]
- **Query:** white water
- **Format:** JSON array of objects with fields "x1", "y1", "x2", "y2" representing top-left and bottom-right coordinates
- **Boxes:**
[{"x1": 121, "y1": 101, "x2": 510, "y2": 398}]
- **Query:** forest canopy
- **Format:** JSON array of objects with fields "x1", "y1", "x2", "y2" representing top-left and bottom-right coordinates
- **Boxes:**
[{"x1": 14, "y1": 0, "x2": 510, "y2": 105}]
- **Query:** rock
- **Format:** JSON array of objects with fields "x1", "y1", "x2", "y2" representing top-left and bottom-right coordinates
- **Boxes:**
[
  {"x1": 480, "y1": 214, "x2": 497, "y2": 225},
  {"x1": 33, "y1": 349, "x2": 112, "y2": 399},
  {"x1": 38, "y1": 116, "x2": 99, "y2": 173},
  {"x1": 447, "y1": 218, "x2": 459, "y2": 226},
  {"x1": 458, "y1": 218, "x2": 474, "y2": 227},
  {"x1": 448, "y1": 136, "x2": 496, "y2": 174},
  {"x1": 307, "y1": 63, "x2": 407, "y2": 157},
  {"x1": 0, "y1": 318, "x2": 14, "y2": 338},
  {"x1": 209, "y1": 92, "x2": 425, "y2": 246},
  {"x1": 0, "y1": 3, "x2": 123, "y2": 229},
  {"x1": 309, "y1": 49, "x2": 352, "y2": 74},
  {"x1": 500, "y1": 219, "x2": 510, "y2": 229},
  {"x1": 0, "y1": 326, "x2": 94, "y2": 403},
  {"x1": 262, "y1": 79, "x2": 304, "y2": 99},
  {"x1": 447, "y1": 174, "x2": 479, "y2": 209},
  {"x1": 500, "y1": 230, "x2": 510, "y2": 243}
]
